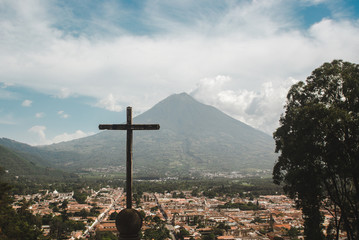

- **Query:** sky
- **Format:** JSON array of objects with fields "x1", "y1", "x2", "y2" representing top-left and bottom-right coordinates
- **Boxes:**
[{"x1": 0, "y1": 0, "x2": 359, "y2": 146}]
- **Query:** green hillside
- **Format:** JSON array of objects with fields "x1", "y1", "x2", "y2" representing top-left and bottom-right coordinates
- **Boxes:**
[
  {"x1": 0, "y1": 138, "x2": 50, "y2": 167},
  {"x1": 0, "y1": 145, "x2": 40, "y2": 176},
  {"x1": 0, "y1": 143, "x2": 76, "y2": 180}
]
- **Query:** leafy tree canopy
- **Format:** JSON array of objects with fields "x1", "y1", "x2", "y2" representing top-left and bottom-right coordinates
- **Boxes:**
[
  {"x1": 0, "y1": 168, "x2": 43, "y2": 240},
  {"x1": 273, "y1": 60, "x2": 359, "y2": 240}
]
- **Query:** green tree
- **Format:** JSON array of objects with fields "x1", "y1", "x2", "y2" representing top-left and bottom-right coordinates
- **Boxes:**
[
  {"x1": 178, "y1": 191, "x2": 185, "y2": 198},
  {"x1": 49, "y1": 216, "x2": 64, "y2": 239},
  {"x1": 73, "y1": 190, "x2": 87, "y2": 204},
  {"x1": 287, "y1": 227, "x2": 300, "y2": 239},
  {"x1": 109, "y1": 211, "x2": 118, "y2": 220},
  {"x1": 212, "y1": 227, "x2": 224, "y2": 236},
  {"x1": 90, "y1": 206, "x2": 100, "y2": 216},
  {"x1": 0, "y1": 168, "x2": 43, "y2": 240},
  {"x1": 153, "y1": 216, "x2": 161, "y2": 223},
  {"x1": 60, "y1": 199, "x2": 68, "y2": 209},
  {"x1": 273, "y1": 60, "x2": 359, "y2": 240},
  {"x1": 176, "y1": 227, "x2": 190, "y2": 240},
  {"x1": 42, "y1": 214, "x2": 54, "y2": 225},
  {"x1": 143, "y1": 222, "x2": 169, "y2": 240},
  {"x1": 217, "y1": 222, "x2": 230, "y2": 231},
  {"x1": 77, "y1": 208, "x2": 89, "y2": 218},
  {"x1": 138, "y1": 210, "x2": 146, "y2": 220},
  {"x1": 93, "y1": 231, "x2": 117, "y2": 240},
  {"x1": 150, "y1": 206, "x2": 159, "y2": 212},
  {"x1": 201, "y1": 233, "x2": 215, "y2": 240},
  {"x1": 49, "y1": 215, "x2": 85, "y2": 239},
  {"x1": 191, "y1": 188, "x2": 199, "y2": 197}
]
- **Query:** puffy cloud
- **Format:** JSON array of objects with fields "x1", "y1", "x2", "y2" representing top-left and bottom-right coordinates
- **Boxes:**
[
  {"x1": 96, "y1": 94, "x2": 123, "y2": 112},
  {"x1": 28, "y1": 125, "x2": 46, "y2": 143},
  {"x1": 191, "y1": 75, "x2": 297, "y2": 134},
  {"x1": 1, "y1": 0, "x2": 359, "y2": 136},
  {"x1": 22, "y1": 100, "x2": 32, "y2": 107}
]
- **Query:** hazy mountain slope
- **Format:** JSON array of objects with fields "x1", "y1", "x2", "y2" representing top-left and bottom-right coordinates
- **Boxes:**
[
  {"x1": 0, "y1": 143, "x2": 75, "y2": 180},
  {"x1": 0, "y1": 144, "x2": 41, "y2": 176},
  {"x1": 0, "y1": 138, "x2": 51, "y2": 168},
  {"x1": 40, "y1": 93, "x2": 277, "y2": 173}
]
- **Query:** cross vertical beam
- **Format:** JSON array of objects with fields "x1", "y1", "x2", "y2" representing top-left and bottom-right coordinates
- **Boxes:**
[
  {"x1": 99, "y1": 106, "x2": 160, "y2": 210},
  {"x1": 126, "y1": 107, "x2": 133, "y2": 209}
]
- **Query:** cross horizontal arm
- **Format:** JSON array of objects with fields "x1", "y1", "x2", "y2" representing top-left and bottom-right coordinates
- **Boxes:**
[{"x1": 99, "y1": 124, "x2": 160, "y2": 130}]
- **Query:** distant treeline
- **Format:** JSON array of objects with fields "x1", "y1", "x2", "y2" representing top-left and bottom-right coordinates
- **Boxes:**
[
  {"x1": 132, "y1": 178, "x2": 283, "y2": 197},
  {"x1": 6, "y1": 174, "x2": 282, "y2": 197}
]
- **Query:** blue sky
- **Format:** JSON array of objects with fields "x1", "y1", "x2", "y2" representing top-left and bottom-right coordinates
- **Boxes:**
[{"x1": 0, "y1": 0, "x2": 359, "y2": 145}]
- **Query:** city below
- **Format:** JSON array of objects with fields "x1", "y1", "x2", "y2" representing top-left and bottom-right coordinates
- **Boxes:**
[{"x1": 12, "y1": 185, "x2": 343, "y2": 240}]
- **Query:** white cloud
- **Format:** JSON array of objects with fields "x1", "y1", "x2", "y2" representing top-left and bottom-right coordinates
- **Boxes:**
[
  {"x1": 51, "y1": 130, "x2": 95, "y2": 144},
  {"x1": 35, "y1": 112, "x2": 45, "y2": 118},
  {"x1": 22, "y1": 100, "x2": 32, "y2": 107},
  {"x1": 28, "y1": 125, "x2": 47, "y2": 143},
  {"x1": 28, "y1": 125, "x2": 94, "y2": 145},
  {"x1": 191, "y1": 75, "x2": 297, "y2": 134},
  {"x1": 55, "y1": 88, "x2": 72, "y2": 99},
  {"x1": 96, "y1": 94, "x2": 123, "y2": 112},
  {"x1": 57, "y1": 110, "x2": 69, "y2": 119},
  {"x1": 1, "y1": 1, "x2": 359, "y2": 135},
  {"x1": 301, "y1": 0, "x2": 327, "y2": 4}
]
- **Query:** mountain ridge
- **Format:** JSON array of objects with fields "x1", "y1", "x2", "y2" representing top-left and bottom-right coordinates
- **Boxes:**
[
  {"x1": 39, "y1": 93, "x2": 276, "y2": 174},
  {"x1": 0, "y1": 93, "x2": 276, "y2": 177}
]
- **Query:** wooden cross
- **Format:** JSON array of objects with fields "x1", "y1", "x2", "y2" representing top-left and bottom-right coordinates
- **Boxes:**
[{"x1": 99, "y1": 106, "x2": 160, "y2": 209}]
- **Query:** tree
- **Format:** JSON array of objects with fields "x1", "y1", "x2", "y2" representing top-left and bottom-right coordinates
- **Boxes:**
[
  {"x1": 217, "y1": 222, "x2": 230, "y2": 231},
  {"x1": 178, "y1": 191, "x2": 185, "y2": 198},
  {"x1": 0, "y1": 168, "x2": 43, "y2": 240},
  {"x1": 42, "y1": 214, "x2": 54, "y2": 225},
  {"x1": 49, "y1": 215, "x2": 85, "y2": 239},
  {"x1": 153, "y1": 216, "x2": 161, "y2": 223},
  {"x1": 273, "y1": 60, "x2": 359, "y2": 239},
  {"x1": 109, "y1": 211, "x2": 118, "y2": 220},
  {"x1": 90, "y1": 206, "x2": 100, "y2": 216},
  {"x1": 60, "y1": 199, "x2": 68, "y2": 209},
  {"x1": 201, "y1": 233, "x2": 215, "y2": 240},
  {"x1": 191, "y1": 188, "x2": 199, "y2": 197},
  {"x1": 287, "y1": 227, "x2": 300, "y2": 239},
  {"x1": 93, "y1": 231, "x2": 117, "y2": 240},
  {"x1": 176, "y1": 227, "x2": 190, "y2": 240},
  {"x1": 77, "y1": 208, "x2": 89, "y2": 218},
  {"x1": 143, "y1": 222, "x2": 170, "y2": 240},
  {"x1": 73, "y1": 190, "x2": 87, "y2": 204},
  {"x1": 138, "y1": 210, "x2": 146, "y2": 220},
  {"x1": 49, "y1": 216, "x2": 64, "y2": 239}
]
